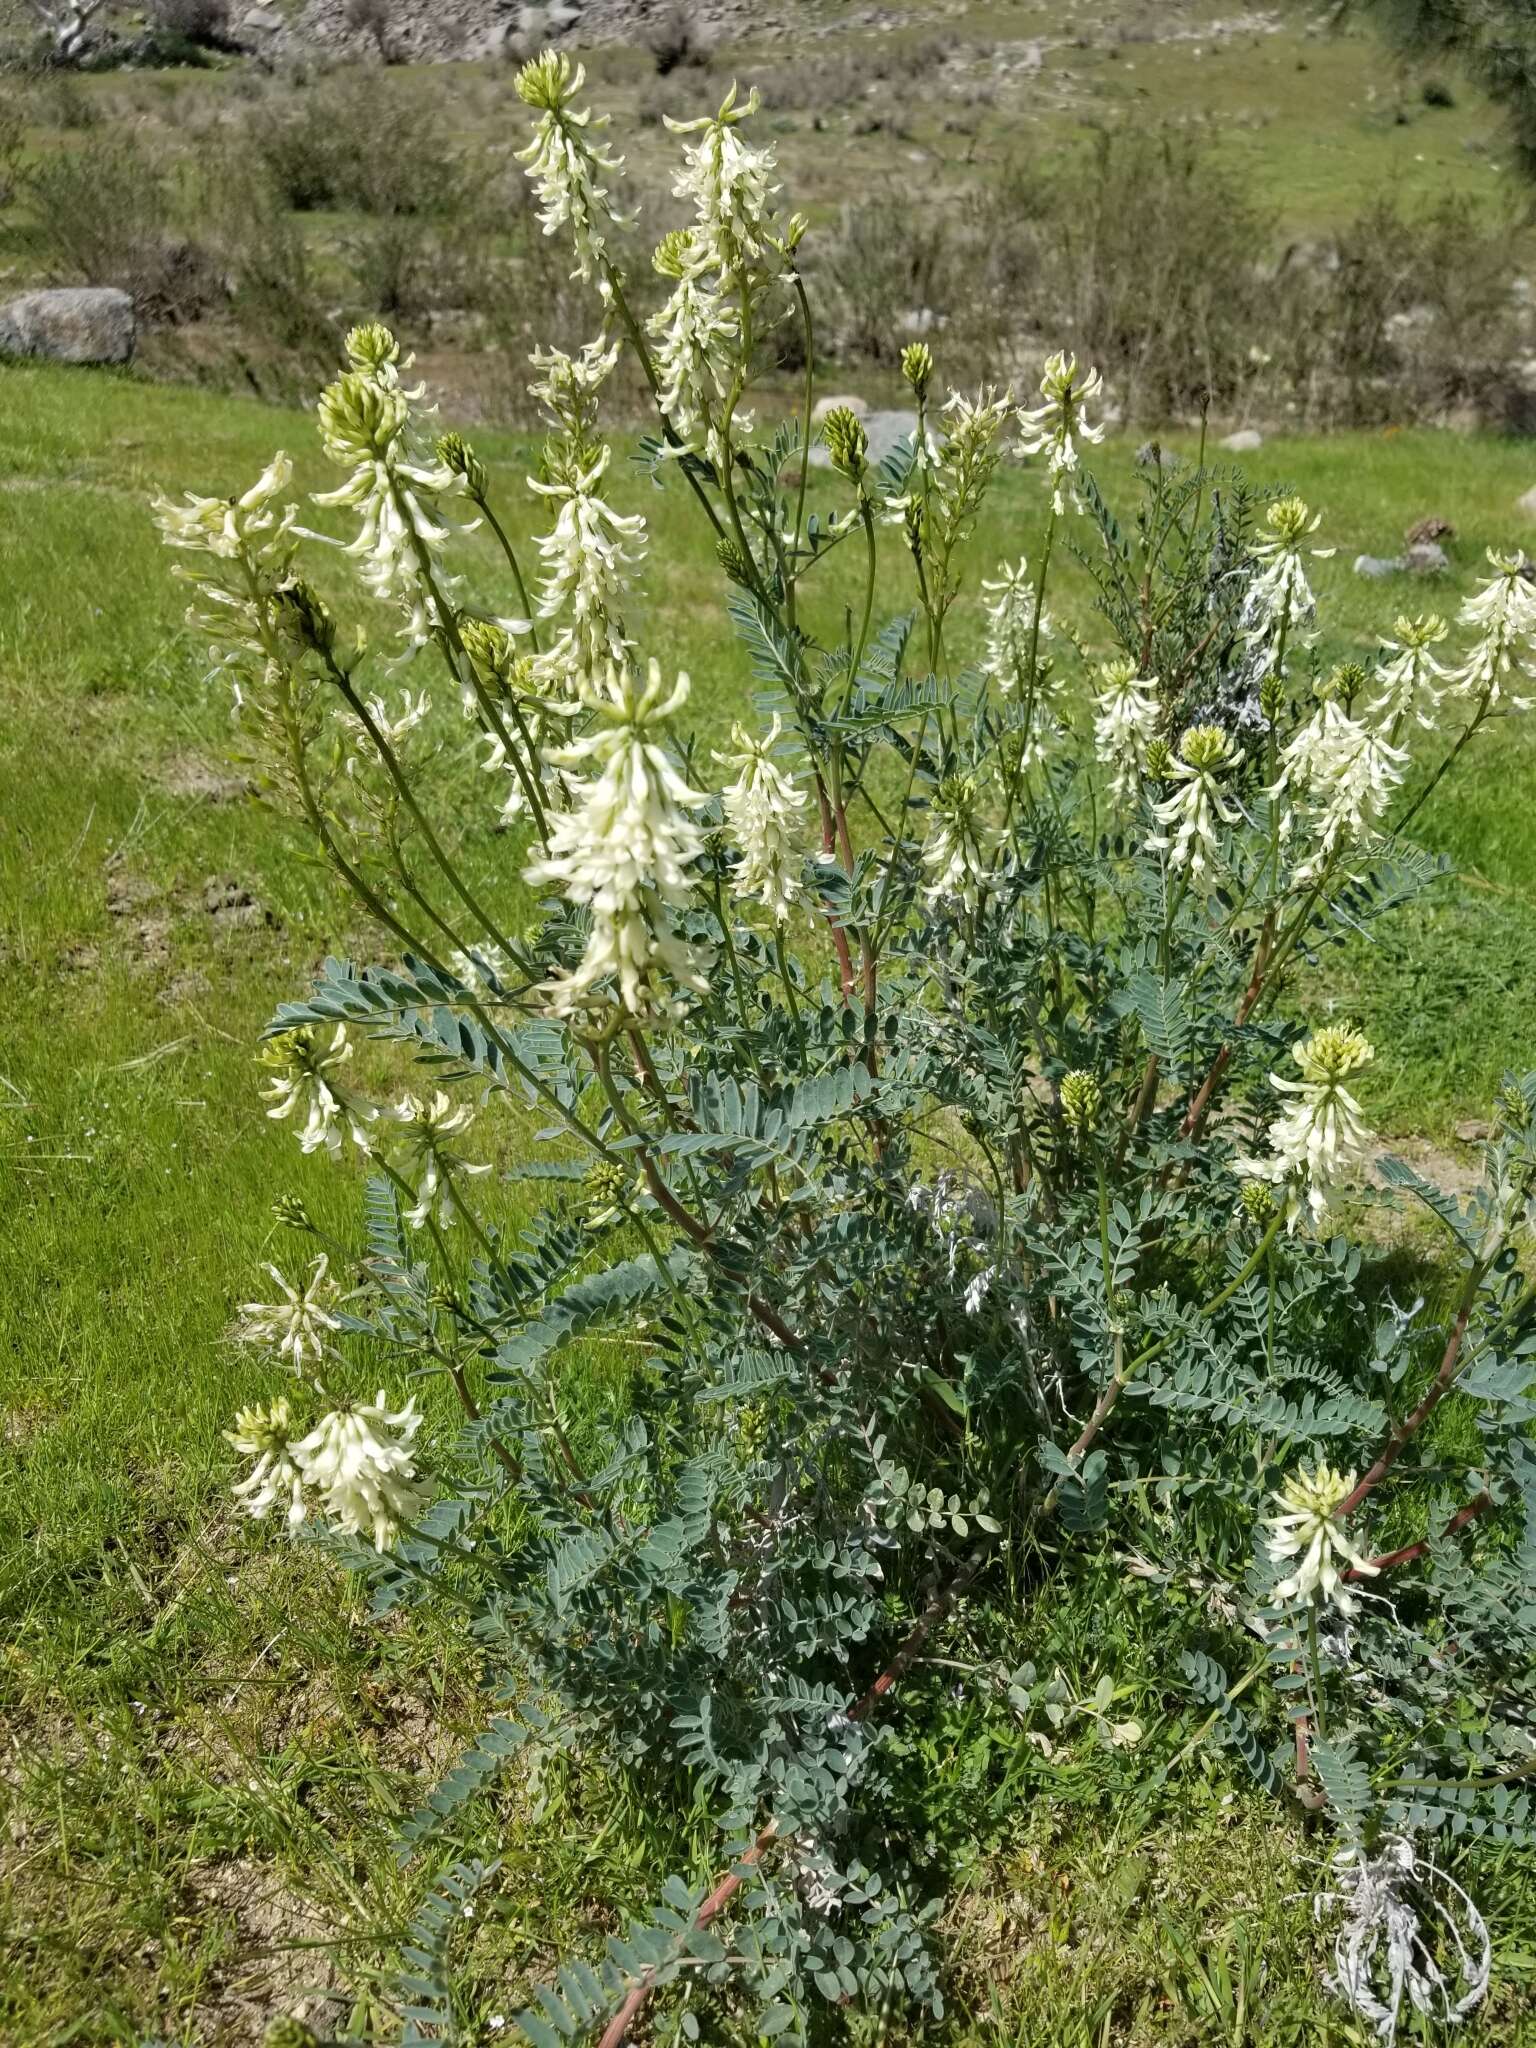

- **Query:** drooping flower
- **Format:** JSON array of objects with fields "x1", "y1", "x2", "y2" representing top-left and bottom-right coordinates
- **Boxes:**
[
  {"x1": 979, "y1": 558, "x2": 1052, "y2": 696},
  {"x1": 236, "y1": 1256, "x2": 341, "y2": 1374},
  {"x1": 258, "y1": 1026, "x2": 377, "y2": 1159},
  {"x1": 515, "y1": 51, "x2": 629, "y2": 289},
  {"x1": 1369, "y1": 612, "x2": 1450, "y2": 731},
  {"x1": 665, "y1": 83, "x2": 780, "y2": 280},
  {"x1": 648, "y1": 229, "x2": 741, "y2": 453},
  {"x1": 1092, "y1": 658, "x2": 1160, "y2": 803},
  {"x1": 523, "y1": 659, "x2": 710, "y2": 1017},
  {"x1": 1273, "y1": 695, "x2": 1407, "y2": 879},
  {"x1": 923, "y1": 772, "x2": 994, "y2": 912},
  {"x1": 311, "y1": 328, "x2": 463, "y2": 647},
  {"x1": 1238, "y1": 1025, "x2": 1378, "y2": 1228},
  {"x1": 338, "y1": 687, "x2": 433, "y2": 774},
  {"x1": 715, "y1": 715, "x2": 808, "y2": 923},
  {"x1": 528, "y1": 444, "x2": 647, "y2": 674},
  {"x1": 1243, "y1": 495, "x2": 1334, "y2": 655},
  {"x1": 1449, "y1": 551, "x2": 1536, "y2": 709},
  {"x1": 1017, "y1": 352, "x2": 1105, "y2": 515},
  {"x1": 1145, "y1": 725, "x2": 1243, "y2": 882},
  {"x1": 152, "y1": 452, "x2": 297, "y2": 657},
  {"x1": 389, "y1": 1090, "x2": 493, "y2": 1231},
  {"x1": 1265, "y1": 1460, "x2": 1379, "y2": 1613},
  {"x1": 227, "y1": 1397, "x2": 308, "y2": 1528},
  {"x1": 528, "y1": 338, "x2": 622, "y2": 440},
  {"x1": 293, "y1": 1392, "x2": 428, "y2": 1550}
]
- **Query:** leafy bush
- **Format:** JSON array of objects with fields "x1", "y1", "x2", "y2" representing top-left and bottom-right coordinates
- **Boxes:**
[{"x1": 157, "y1": 60, "x2": 1536, "y2": 2045}]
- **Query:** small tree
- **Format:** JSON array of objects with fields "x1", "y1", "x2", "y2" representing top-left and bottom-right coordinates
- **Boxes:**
[{"x1": 345, "y1": 0, "x2": 403, "y2": 66}]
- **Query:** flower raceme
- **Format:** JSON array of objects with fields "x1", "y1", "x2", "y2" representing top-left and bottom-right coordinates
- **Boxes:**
[
  {"x1": 259, "y1": 1026, "x2": 377, "y2": 1160},
  {"x1": 1017, "y1": 352, "x2": 1105, "y2": 516},
  {"x1": 524, "y1": 659, "x2": 711, "y2": 1017},
  {"x1": 1145, "y1": 724, "x2": 1244, "y2": 883},
  {"x1": 236, "y1": 1256, "x2": 341, "y2": 1374},
  {"x1": 1092, "y1": 659, "x2": 1160, "y2": 804},
  {"x1": 228, "y1": 1393, "x2": 429, "y2": 1551},
  {"x1": 515, "y1": 52, "x2": 629, "y2": 289},
  {"x1": 1239, "y1": 1025, "x2": 1378, "y2": 1229},
  {"x1": 715, "y1": 715, "x2": 809, "y2": 925},
  {"x1": 1265, "y1": 1461, "x2": 1380, "y2": 1615}
]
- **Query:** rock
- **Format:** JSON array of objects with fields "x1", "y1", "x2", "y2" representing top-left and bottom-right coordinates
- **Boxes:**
[
  {"x1": 1220, "y1": 428, "x2": 1263, "y2": 452},
  {"x1": 1517, "y1": 486, "x2": 1536, "y2": 520},
  {"x1": 1406, "y1": 514, "x2": 1454, "y2": 545},
  {"x1": 1402, "y1": 540, "x2": 1449, "y2": 575},
  {"x1": 812, "y1": 394, "x2": 870, "y2": 425},
  {"x1": 240, "y1": 4, "x2": 284, "y2": 29},
  {"x1": 1353, "y1": 553, "x2": 1403, "y2": 580},
  {"x1": 0, "y1": 288, "x2": 134, "y2": 366}
]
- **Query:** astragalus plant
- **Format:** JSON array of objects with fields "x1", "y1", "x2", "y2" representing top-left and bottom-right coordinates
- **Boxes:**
[{"x1": 157, "y1": 55, "x2": 1536, "y2": 2046}]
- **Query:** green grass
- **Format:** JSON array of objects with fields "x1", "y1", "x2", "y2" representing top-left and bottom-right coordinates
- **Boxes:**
[{"x1": 4, "y1": 360, "x2": 1536, "y2": 2042}]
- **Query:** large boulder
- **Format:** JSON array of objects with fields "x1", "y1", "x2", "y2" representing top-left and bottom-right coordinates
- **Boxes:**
[{"x1": 0, "y1": 288, "x2": 136, "y2": 366}]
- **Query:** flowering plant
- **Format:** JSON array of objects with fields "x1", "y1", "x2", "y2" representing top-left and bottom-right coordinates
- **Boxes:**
[{"x1": 157, "y1": 60, "x2": 1536, "y2": 2046}]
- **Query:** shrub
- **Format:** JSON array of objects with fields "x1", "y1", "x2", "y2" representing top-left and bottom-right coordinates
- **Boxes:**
[
  {"x1": 647, "y1": 0, "x2": 709, "y2": 76},
  {"x1": 24, "y1": 133, "x2": 218, "y2": 321},
  {"x1": 157, "y1": 59, "x2": 1536, "y2": 2045}
]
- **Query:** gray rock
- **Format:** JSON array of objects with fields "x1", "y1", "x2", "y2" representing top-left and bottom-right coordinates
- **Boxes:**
[
  {"x1": 0, "y1": 287, "x2": 135, "y2": 366},
  {"x1": 1517, "y1": 485, "x2": 1536, "y2": 520},
  {"x1": 240, "y1": 4, "x2": 284, "y2": 29},
  {"x1": 1220, "y1": 427, "x2": 1263, "y2": 453},
  {"x1": 812, "y1": 393, "x2": 870, "y2": 425},
  {"x1": 810, "y1": 407, "x2": 918, "y2": 471},
  {"x1": 1402, "y1": 540, "x2": 1449, "y2": 575},
  {"x1": 1353, "y1": 553, "x2": 1403, "y2": 580}
]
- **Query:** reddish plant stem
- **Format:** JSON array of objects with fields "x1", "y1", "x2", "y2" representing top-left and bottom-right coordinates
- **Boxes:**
[
  {"x1": 1347, "y1": 1491, "x2": 1493, "y2": 1579},
  {"x1": 638, "y1": 1156, "x2": 803, "y2": 1354},
  {"x1": 597, "y1": 1551, "x2": 985, "y2": 2045},
  {"x1": 1180, "y1": 932, "x2": 1269, "y2": 1142},
  {"x1": 1295, "y1": 1712, "x2": 1311, "y2": 1785},
  {"x1": 1338, "y1": 1297, "x2": 1477, "y2": 1518}
]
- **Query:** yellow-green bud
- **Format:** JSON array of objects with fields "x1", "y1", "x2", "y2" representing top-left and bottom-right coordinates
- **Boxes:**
[
  {"x1": 1143, "y1": 738, "x2": 1173, "y2": 780},
  {"x1": 461, "y1": 617, "x2": 515, "y2": 689},
  {"x1": 1265, "y1": 494, "x2": 1317, "y2": 546},
  {"x1": 263, "y1": 2022, "x2": 320, "y2": 2048},
  {"x1": 1259, "y1": 672, "x2": 1284, "y2": 722},
  {"x1": 820, "y1": 405, "x2": 868, "y2": 485},
  {"x1": 1178, "y1": 724, "x2": 1232, "y2": 773},
  {"x1": 901, "y1": 342, "x2": 934, "y2": 399},
  {"x1": 1295, "y1": 1024, "x2": 1373, "y2": 1086},
  {"x1": 1325, "y1": 659, "x2": 1368, "y2": 710},
  {"x1": 653, "y1": 228, "x2": 695, "y2": 280},
  {"x1": 516, "y1": 48, "x2": 577, "y2": 113},
  {"x1": 1240, "y1": 1179, "x2": 1278, "y2": 1225},
  {"x1": 436, "y1": 431, "x2": 487, "y2": 500},
  {"x1": 583, "y1": 1159, "x2": 631, "y2": 1228},
  {"x1": 1060, "y1": 1069, "x2": 1103, "y2": 1138},
  {"x1": 344, "y1": 322, "x2": 399, "y2": 375},
  {"x1": 716, "y1": 537, "x2": 755, "y2": 587},
  {"x1": 784, "y1": 211, "x2": 809, "y2": 253},
  {"x1": 318, "y1": 371, "x2": 406, "y2": 466},
  {"x1": 270, "y1": 1193, "x2": 315, "y2": 1232}
]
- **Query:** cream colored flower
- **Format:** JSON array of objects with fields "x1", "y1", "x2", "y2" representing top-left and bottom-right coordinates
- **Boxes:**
[
  {"x1": 294, "y1": 1393, "x2": 427, "y2": 1550},
  {"x1": 227, "y1": 1397, "x2": 308, "y2": 1528},
  {"x1": 1017, "y1": 352, "x2": 1105, "y2": 515},
  {"x1": 665, "y1": 84, "x2": 780, "y2": 279},
  {"x1": 1244, "y1": 495, "x2": 1334, "y2": 653},
  {"x1": 236, "y1": 1256, "x2": 341, "y2": 1374},
  {"x1": 1145, "y1": 725, "x2": 1243, "y2": 882},
  {"x1": 1368, "y1": 612, "x2": 1449, "y2": 730},
  {"x1": 1265, "y1": 1460, "x2": 1378, "y2": 1613},
  {"x1": 515, "y1": 51, "x2": 629, "y2": 288},
  {"x1": 980, "y1": 557, "x2": 1052, "y2": 696},
  {"x1": 715, "y1": 715, "x2": 808, "y2": 923},
  {"x1": 1450, "y1": 551, "x2": 1536, "y2": 709},
  {"x1": 390, "y1": 1090, "x2": 493, "y2": 1231},
  {"x1": 924, "y1": 773, "x2": 994, "y2": 912},
  {"x1": 1273, "y1": 697, "x2": 1407, "y2": 880},
  {"x1": 258, "y1": 1025, "x2": 377, "y2": 1160},
  {"x1": 524, "y1": 660, "x2": 710, "y2": 1017},
  {"x1": 1092, "y1": 658, "x2": 1160, "y2": 803},
  {"x1": 1238, "y1": 1025, "x2": 1377, "y2": 1229},
  {"x1": 528, "y1": 445, "x2": 646, "y2": 673}
]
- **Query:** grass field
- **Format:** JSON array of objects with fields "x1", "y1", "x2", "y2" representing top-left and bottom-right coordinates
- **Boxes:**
[{"x1": 3, "y1": 352, "x2": 1536, "y2": 2042}]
